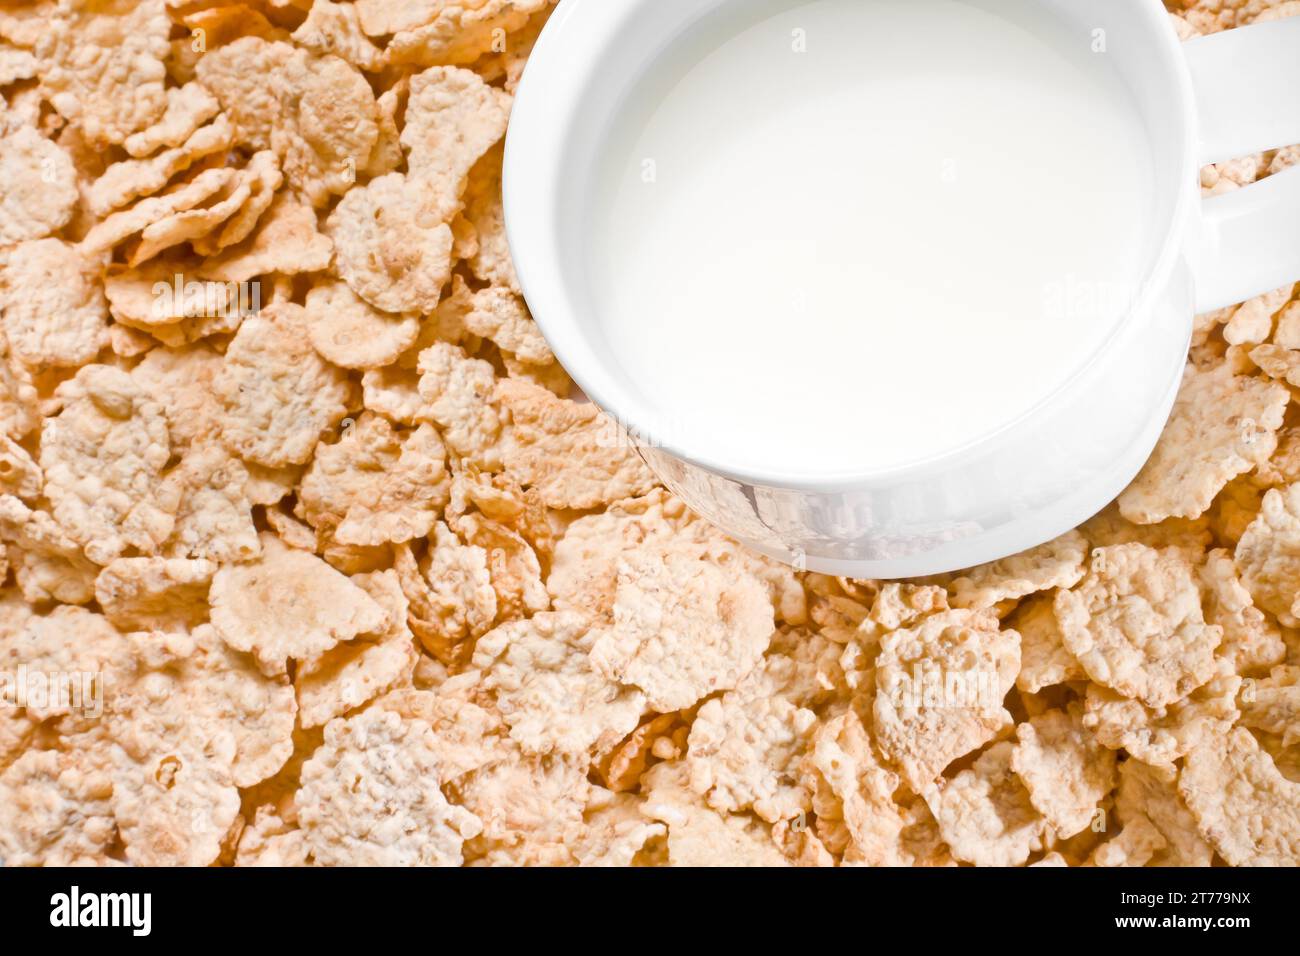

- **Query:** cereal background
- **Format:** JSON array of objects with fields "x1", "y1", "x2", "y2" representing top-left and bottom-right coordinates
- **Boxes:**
[{"x1": 0, "y1": 0, "x2": 1297, "y2": 867}]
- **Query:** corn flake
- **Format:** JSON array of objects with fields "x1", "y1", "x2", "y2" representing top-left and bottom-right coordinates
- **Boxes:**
[
  {"x1": 128, "y1": 165, "x2": 259, "y2": 266},
  {"x1": 924, "y1": 741, "x2": 1046, "y2": 867},
  {"x1": 93, "y1": 556, "x2": 214, "y2": 631},
  {"x1": 599, "y1": 712, "x2": 686, "y2": 793},
  {"x1": 1088, "y1": 814, "x2": 1168, "y2": 867},
  {"x1": 87, "y1": 114, "x2": 235, "y2": 217},
  {"x1": 123, "y1": 82, "x2": 220, "y2": 159},
  {"x1": 198, "y1": 193, "x2": 333, "y2": 282},
  {"x1": 496, "y1": 378, "x2": 658, "y2": 509},
  {"x1": 0, "y1": 747, "x2": 116, "y2": 866},
  {"x1": 108, "y1": 662, "x2": 242, "y2": 865},
  {"x1": 0, "y1": 433, "x2": 40, "y2": 501},
  {"x1": 1010, "y1": 706, "x2": 1115, "y2": 838},
  {"x1": 1055, "y1": 544, "x2": 1221, "y2": 707},
  {"x1": 0, "y1": 495, "x2": 98, "y2": 604},
  {"x1": 210, "y1": 533, "x2": 388, "y2": 675},
  {"x1": 1236, "y1": 481, "x2": 1300, "y2": 627},
  {"x1": 360, "y1": 365, "x2": 430, "y2": 427},
  {"x1": 0, "y1": 45, "x2": 37, "y2": 87},
  {"x1": 195, "y1": 37, "x2": 379, "y2": 206},
  {"x1": 0, "y1": 335, "x2": 38, "y2": 441},
  {"x1": 1011, "y1": 593, "x2": 1084, "y2": 692},
  {"x1": 873, "y1": 608, "x2": 1019, "y2": 791},
  {"x1": 305, "y1": 281, "x2": 420, "y2": 371},
  {"x1": 462, "y1": 145, "x2": 519, "y2": 291},
  {"x1": 638, "y1": 760, "x2": 788, "y2": 867},
  {"x1": 295, "y1": 570, "x2": 419, "y2": 728},
  {"x1": 687, "y1": 633, "x2": 844, "y2": 823},
  {"x1": 1239, "y1": 664, "x2": 1300, "y2": 747},
  {"x1": 35, "y1": 0, "x2": 170, "y2": 147},
  {"x1": 452, "y1": 511, "x2": 548, "y2": 622},
  {"x1": 417, "y1": 341, "x2": 503, "y2": 463},
  {"x1": 394, "y1": 526, "x2": 496, "y2": 664},
  {"x1": 944, "y1": 530, "x2": 1087, "y2": 609},
  {"x1": 474, "y1": 610, "x2": 646, "y2": 756},
  {"x1": 571, "y1": 790, "x2": 667, "y2": 867},
  {"x1": 80, "y1": 165, "x2": 237, "y2": 255},
  {"x1": 801, "y1": 710, "x2": 912, "y2": 865},
  {"x1": 386, "y1": 0, "x2": 551, "y2": 69},
  {"x1": 214, "y1": 303, "x2": 352, "y2": 468},
  {"x1": 1082, "y1": 673, "x2": 1241, "y2": 772},
  {"x1": 195, "y1": 150, "x2": 284, "y2": 256},
  {"x1": 234, "y1": 806, "x2": 311, "y2": 867},
  {"x1": 452, "y1": 751, "x2": 588, "y2": 865},
  {"x1": 300, "y1": 413, "x2": 450, "y2": 546},
  {"x1": 327, "y1": 172, "x2": 453, "y2": 314},
  {"x1": 299, "y1": 708, "x2": 483, "y2": 866},
  {"x1": 1179, "y1": 726, "x2": 1300, "y2": 866},
  {"x1": 0, "y1": 602, "x2": 129, "y2": 720},
  {"x1": 129, "y1": 344, "x2": 225, "y2": 449},
  {"x1": 0, "y1": 123, "x2": 78, "y2": 245},
  {"x1": 160, "y1": 444, "x2": 257, "y2": 562},
  {"x1": 464, "y1": 285, "x2": 552, "y2": 365},
  {"x1": 1199, "y1": 548, "x2": 1287, "y2": 672},
  {"x1": 138, "y1": 625, "x2": 296, "y2": 788},
  {"x1": 1080, "y1": 502, "x2": 1212, "y2": 553},
  {"x1": 40, "y1": 365, "x2": 175, "y2": 565},
  {"x1": 589, "y1": 547, "x2": 775, "y2": 712},
  {"x1": 1116, "y1": 756, "x2": 1215, "y2": 867},
  {"x1": 1118, "y1": 363, "x2": 1288, "y2": 523},
  {"x1": 375, "y1": 675, "x2": 513, "y2": 784},
  {"x1": 105, "y1": 257, "x2": 240, "y2": 330},
  {"x1": 402, "y1": 65, "x2": 511, "y2": 222},
  {"x1": 291, "y1": 0, "x2": 384, "y2": 73},
  {"x1": 547, "y1": 490, "x2": 686, "y2": 615},
  {"x1": 1, "y1": 239, "x2": 109, "y2": 368}
]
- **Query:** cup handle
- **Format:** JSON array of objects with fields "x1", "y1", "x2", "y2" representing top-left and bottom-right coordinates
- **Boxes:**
[{"x1": 1183, "y1": 16, "x2": 1300, "y2": 312}]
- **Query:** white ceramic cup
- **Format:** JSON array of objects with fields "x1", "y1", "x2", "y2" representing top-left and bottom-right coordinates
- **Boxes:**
[{"x1": 504, "y1": 0, "x2": 1300, "y2": 578}]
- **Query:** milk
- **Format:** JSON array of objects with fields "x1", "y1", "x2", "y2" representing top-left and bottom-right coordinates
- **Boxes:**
[{"x1": 589, "y1": 0, "x2": 1155, "y2": 476}]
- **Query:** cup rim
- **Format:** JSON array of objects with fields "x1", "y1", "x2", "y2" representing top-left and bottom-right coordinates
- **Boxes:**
[{"x1": 504, "y1": 0, "x2": 1199, "y2": 492}]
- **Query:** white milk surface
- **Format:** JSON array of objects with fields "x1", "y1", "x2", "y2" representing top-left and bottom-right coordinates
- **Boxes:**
[{"x1": 590, "y1": 0, "x2": 1155, "y2": 477}]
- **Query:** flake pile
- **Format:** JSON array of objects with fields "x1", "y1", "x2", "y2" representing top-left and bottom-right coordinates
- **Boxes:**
[{"x1": 0, "y1": 0, "x2": 1298, "y2": 867}]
